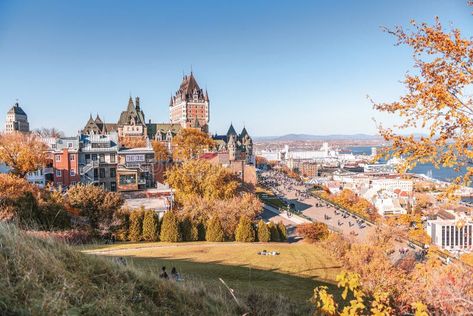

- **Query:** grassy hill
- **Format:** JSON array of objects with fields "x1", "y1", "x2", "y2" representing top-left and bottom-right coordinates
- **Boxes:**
[
  {"x1": 0, "y1": 224, "x2": 320, "y2": 315},
  {"x1": 82, "y1": 242, "x2": 341, "y2": 306}
]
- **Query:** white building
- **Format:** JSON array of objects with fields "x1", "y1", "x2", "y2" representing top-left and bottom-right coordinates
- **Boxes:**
[
  {"x1": 426, "y1": 210, "x2": 473, "y2": 253},
  {"x1": 5, "y1": 102, "x2": 30, "y2": 133},
  {"x1": 371, "y1": 178, "x2": 413, "y2": 193}
]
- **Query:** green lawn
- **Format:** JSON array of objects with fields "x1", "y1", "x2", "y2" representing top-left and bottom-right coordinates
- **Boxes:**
[{"x1": 82, "y1": 242, "x2": 341, "y2": 305}]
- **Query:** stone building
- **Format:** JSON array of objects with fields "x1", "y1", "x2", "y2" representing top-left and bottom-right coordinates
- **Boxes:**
[
  {"x1": 213, "y1": 124, "x2": 254, "y2": 165},
  {"x1": 169, "y1": 72, "x2": 209, "y2": 132},
  {"x1": 5, "y1": 102, "x2": 30, "y2": 133}
]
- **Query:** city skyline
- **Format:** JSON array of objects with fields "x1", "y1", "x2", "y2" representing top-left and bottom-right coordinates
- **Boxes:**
[{"x1": 1, "y1": 0, "x2": 472, "y2": 136}]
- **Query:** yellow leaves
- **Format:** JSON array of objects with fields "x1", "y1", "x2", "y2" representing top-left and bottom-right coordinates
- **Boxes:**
[
  {"x1": 0, "y1": 132, "x2": 48, "y2": 178},
  {"x1": 171, "y1": 128, "x2": 215, "y2": 161},
  {"x1": 412, "y1": 301, "x2": 429, "y2": 316},
  {"x1": 151, "y1": 140, "x2": 169, "y2": 161},
  {"x1": 312, "y1": 286, "x2": 338, "y2": 316}
]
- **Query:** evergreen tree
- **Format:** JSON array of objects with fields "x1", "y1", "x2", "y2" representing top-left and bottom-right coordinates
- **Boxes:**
[
  {"x1": 142, "y1": 210, "x2": 160, "y2": 242},
  {"x1": 205, "y1": 216, "x2": 225, "y2": 242},
  {"x1": 180, "y1": 217, "x2": 199, "y2": 241},
  {"x1": 277, "y1": 221, "x2": 288, "y2": 242},
  {"x1": 197, "y1": 221, "x2": 206, "y2": 241},
  {"x1": 235, "y1": 216, "x2": 255, "y2": 242},
  {"x1": 257, "y1": 219, "x2": 271, "y2": 242},
  {"x1": 268, "y1": 222, "x2": 281, "y2": 242},
  {"x1": 128, "y1": 210, "x2": 144, "y2": 242},
  {"x1": 114, "y1": 210, "x2": 130, "y2": 241},
  {"x1": 160, "y1": 211, "x2": 181, "y2": 242}
]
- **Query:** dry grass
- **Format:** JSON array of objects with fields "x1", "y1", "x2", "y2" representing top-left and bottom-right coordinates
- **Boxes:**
[
  {"x1": 0, "y1": 224, "x2": 322, "y2": 315},
  {"x1": 82, "y1": 241, "x2": 341, "y2": 305}
]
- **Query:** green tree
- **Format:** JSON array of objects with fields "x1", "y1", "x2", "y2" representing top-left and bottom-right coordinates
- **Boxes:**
[
  {"x1": 235, "y1": 216, "x2": 255, "y2": 242},
  {"x1": 277, "y1": 221, "x2": 288, "y2": 241},
  {"x1": 180, "y1": 217, "x2": 198, "y2": 241},
  {"x1": 268, "y1": 222, "x2": 281, "y2": 242},
  {"x1": 205, "y1": 216, "x2": 225, "y2": 242},
  {"x1": 256, "y1": 219, "x2": 270, "y2": 242},
  {"x1": 197, "y1": 221, "x2": 206, "y2": 241},
  {"x1": 114, "y1": 209, "x2": 130, "y2": 241},
  {"x1": 142, "y1": 210, "x2": 160, "y2": 242},
  {"x1": 128, "y1": 210, "x2": 144, "y2": 242},
  {"x1": 160, "y1": 211, "x2": 181, "y2": 242}
]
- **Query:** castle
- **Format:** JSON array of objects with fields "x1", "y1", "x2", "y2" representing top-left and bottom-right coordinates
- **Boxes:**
[{"x1": 3, "y1": 72, "x2": 254, "y2": 191}]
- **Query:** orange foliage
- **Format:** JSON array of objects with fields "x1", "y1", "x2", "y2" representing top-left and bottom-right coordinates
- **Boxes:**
[{"x1": 171, "y1": 128, "x2": 215, "y2": 161}]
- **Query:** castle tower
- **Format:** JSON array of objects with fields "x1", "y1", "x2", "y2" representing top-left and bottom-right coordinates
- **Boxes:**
[
  {"x1": 169, "y1": 72, "x2": 209, "y2": 132},
  {"x1": 228, "y1": 134, "x2": 237, "y2": 161},
  {"x1": 5, "y1": 102, "x2": 29, "y2": 134}
]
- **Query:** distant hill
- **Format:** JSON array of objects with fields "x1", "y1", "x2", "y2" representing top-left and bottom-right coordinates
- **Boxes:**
[{"x1": 254, "y1": 134, "x2": 383, "y2": 142}]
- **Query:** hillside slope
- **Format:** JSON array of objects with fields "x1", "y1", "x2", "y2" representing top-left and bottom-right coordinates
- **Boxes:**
[
  {"x1": 0, "y1": 224, "x2": 309, "y2": 316},
  {"x1": 0, "y1": 224, "x2": 239, "y2": 315}
]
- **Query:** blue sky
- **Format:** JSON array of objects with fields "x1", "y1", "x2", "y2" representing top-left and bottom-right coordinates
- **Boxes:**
[{"x1": 0, "y1": 0, "x2": 471, "y2": 136}]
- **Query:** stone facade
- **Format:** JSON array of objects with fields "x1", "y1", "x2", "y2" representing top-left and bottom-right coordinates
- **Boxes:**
[{"x1": 5, "y1": 102, "x2": 29, "y2": 133}]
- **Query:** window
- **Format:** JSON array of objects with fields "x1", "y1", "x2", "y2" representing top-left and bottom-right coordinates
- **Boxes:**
[
  {"x1": 119, "y1": 174, "x2": 136, "y2": 185},
  {"x1": 99, "y1": 154, "x2": 105, "y2": 163},
  {"x1": 70, "y1": 154, "x2": 75, "y2": 161},
  {"x1": 110, "y1": 168, "x2": 116, "y2": 178},
  {"x1": 71, "y1": 181, "x2": 76, "y2": 186},
  {"x1": 56, "y1": 170, "x2": 62, "y2": 177},
  {"x1": 92, "y1": 154, "x2": 97, "y2": 161},
  {"x1": 85, "y1": 154, "x2": 90, "y2": 160},
  {"x1": 68, "y1": 142, "x2": 73, "y2": 148},
  {"x1": 99, "y1": 168, "x2": 105, "y2": 178},
  {"x1": 110, "y1": 154, "x2": 116, "y2": 163},
  {"x1": 110, "y1": 182, "x2": 117, "y2": 192},
  {"x1": 70, "y1": 169, "x2": 75, "y2": 176},
  {"x1": 55, "y1": 155, "x2": 61, "y2": 162}
]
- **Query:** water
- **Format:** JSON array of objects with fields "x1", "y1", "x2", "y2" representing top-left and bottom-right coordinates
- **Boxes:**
[{"x1": 347, "y1": 146, "x2": 466, "y2": 183}]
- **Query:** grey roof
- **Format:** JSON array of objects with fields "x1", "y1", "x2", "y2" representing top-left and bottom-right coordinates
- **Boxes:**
[{"x1": 7, "y1": 103, "x2": 27, "y2": 116}]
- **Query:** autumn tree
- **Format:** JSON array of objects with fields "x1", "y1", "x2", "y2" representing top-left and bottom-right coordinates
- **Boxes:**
[
  {"x1": 142, "y1": 210, "x2": 160, "y2": 241},
  {"x1": 159, "y1": 211, "x2": 181, "y2": 242},
  {"x1": 171, "y1": 128, "x2": 215, "y2": 161},
  {"x1": 113, "y1": 209, "x2": 131, "y2": 241},
  {"x1": 373, "y1": 13, "x2": 473, "y2": 197},
  {"x1": 296, "y1": 222, "x2": 329, "y2": 243},
  {"x1": 119, "y1": 136, "x2": 147, "y2": 149},
  {"x1": 277, "y1": 221, "x2": 288, "y2": 241},
  {"x1": 235, "y1": 216, "x2": 255, "y2": 242},
  {"x1": 268, "y1": 222, "x2": 281, "y2": 242},
  {"x1": 205, "y1": 216, "x2": 225, "y2": 242},
  {"x1": 180, "y1": 216, "x2": 198, "y2": 241},
  {"x1": 256, "y1": 219, "x2": 271, "y2": 242},
  {"x1": 166, "y1": 159, "x2": 239, "y2": 204},
  {"x1": 151, "y1": 140, "x2": 169, "y2": 161},
  {"x1": 128, "y1": 210, "x2": 144, "y2": 242},
  {"x1": 0, "y1": 132, "x2": 48, "y2": 177},
  {"x1": 67, "y1": 184, "x2": 124, "y2": 231}
]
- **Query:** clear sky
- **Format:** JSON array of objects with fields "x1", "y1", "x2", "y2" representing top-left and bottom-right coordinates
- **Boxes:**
[{"x1": 0, "y1": 0, "x2": 471, "y2": 137}]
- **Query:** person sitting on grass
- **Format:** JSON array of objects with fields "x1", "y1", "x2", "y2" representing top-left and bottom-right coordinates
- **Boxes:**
[
  {"x1": 159, "y1": 266, "x2": 168, "y2": 279},
  {"x1": 171, "y1": 267, "x2": 181, "y2": 281}
]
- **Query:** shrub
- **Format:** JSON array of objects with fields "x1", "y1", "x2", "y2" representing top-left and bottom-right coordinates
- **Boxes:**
[
  {"x1": 142, "y1": 210, "x2": 160, "y2": 242},
  {"x1": 235, "y1": 216, "x2": 255, "y2": 242},
  {"x1": 197, "y1": 221, "x2": 206, "y2": 241},
  {"x1": 277, "y1": 221, "x2": 287, "y2": 241},
  {"x1": 296, "y1": 222, "x2": 329, "y2": 243},
  {"x1": 268, "y1": 222, "x2": 281, "y2": 242},
  {"x1": 160, "y1": 211, "x2": 181, "y2": 242},
  {"x1": 67, "y1": 184, "x2": 124, "y2": 231},
  {"x1": 180, "y1": 217, "x2": 198, "y2": 242},
  {"x1": 113, "y1": 209, "x2": 130, "y2": 241},
  {"x1": 128, "y1": 210, "x2": 144, "y2": 242},
  {"x1": 205, "y1": 216, "x2": 225, "y2": 242},
  {"x1": 256, "y1": 220, "x2": 271, "y2": 242}
]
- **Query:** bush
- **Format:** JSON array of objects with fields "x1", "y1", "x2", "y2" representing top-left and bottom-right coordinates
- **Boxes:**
[
  {"x1": 197, "y1": 221, "x2": 206, "y2": 241},
  {"x1": 205, "y1": 216, "x2": 225, "y2": 242},
  {"x1": 67, "y1": 184, "x2": 124, "y2": 230},
  {"x1": 268, "y1": 222, "x2": 281, "y2": 242},
  {"x1": 142, "y1": 210, "x2": 160, "y2": 242},
  {"x1": 235, "y1": 216, "x2": 255, "y2": 242},
  {"x1": 256, "y1": 220, "x2": 271, "y2": 242},
  {"x1": 277, "y1": 221, "x2": 287, "y2": 241},
  {"x1": 296, "y1": 222, "x2": 329, "y2": 243},
  {"x1": 180, "y1": 217, "x2": 199, "y2": 241},
  {"x1": 113, "y1": 210, "x2": 130, "y2": 241},
  {"x1": 160, "y1": 211, "x2": 181, "y2": 242},
  {"x1": 128, "y1": 210, "x2": 144, "y2": 242}
]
